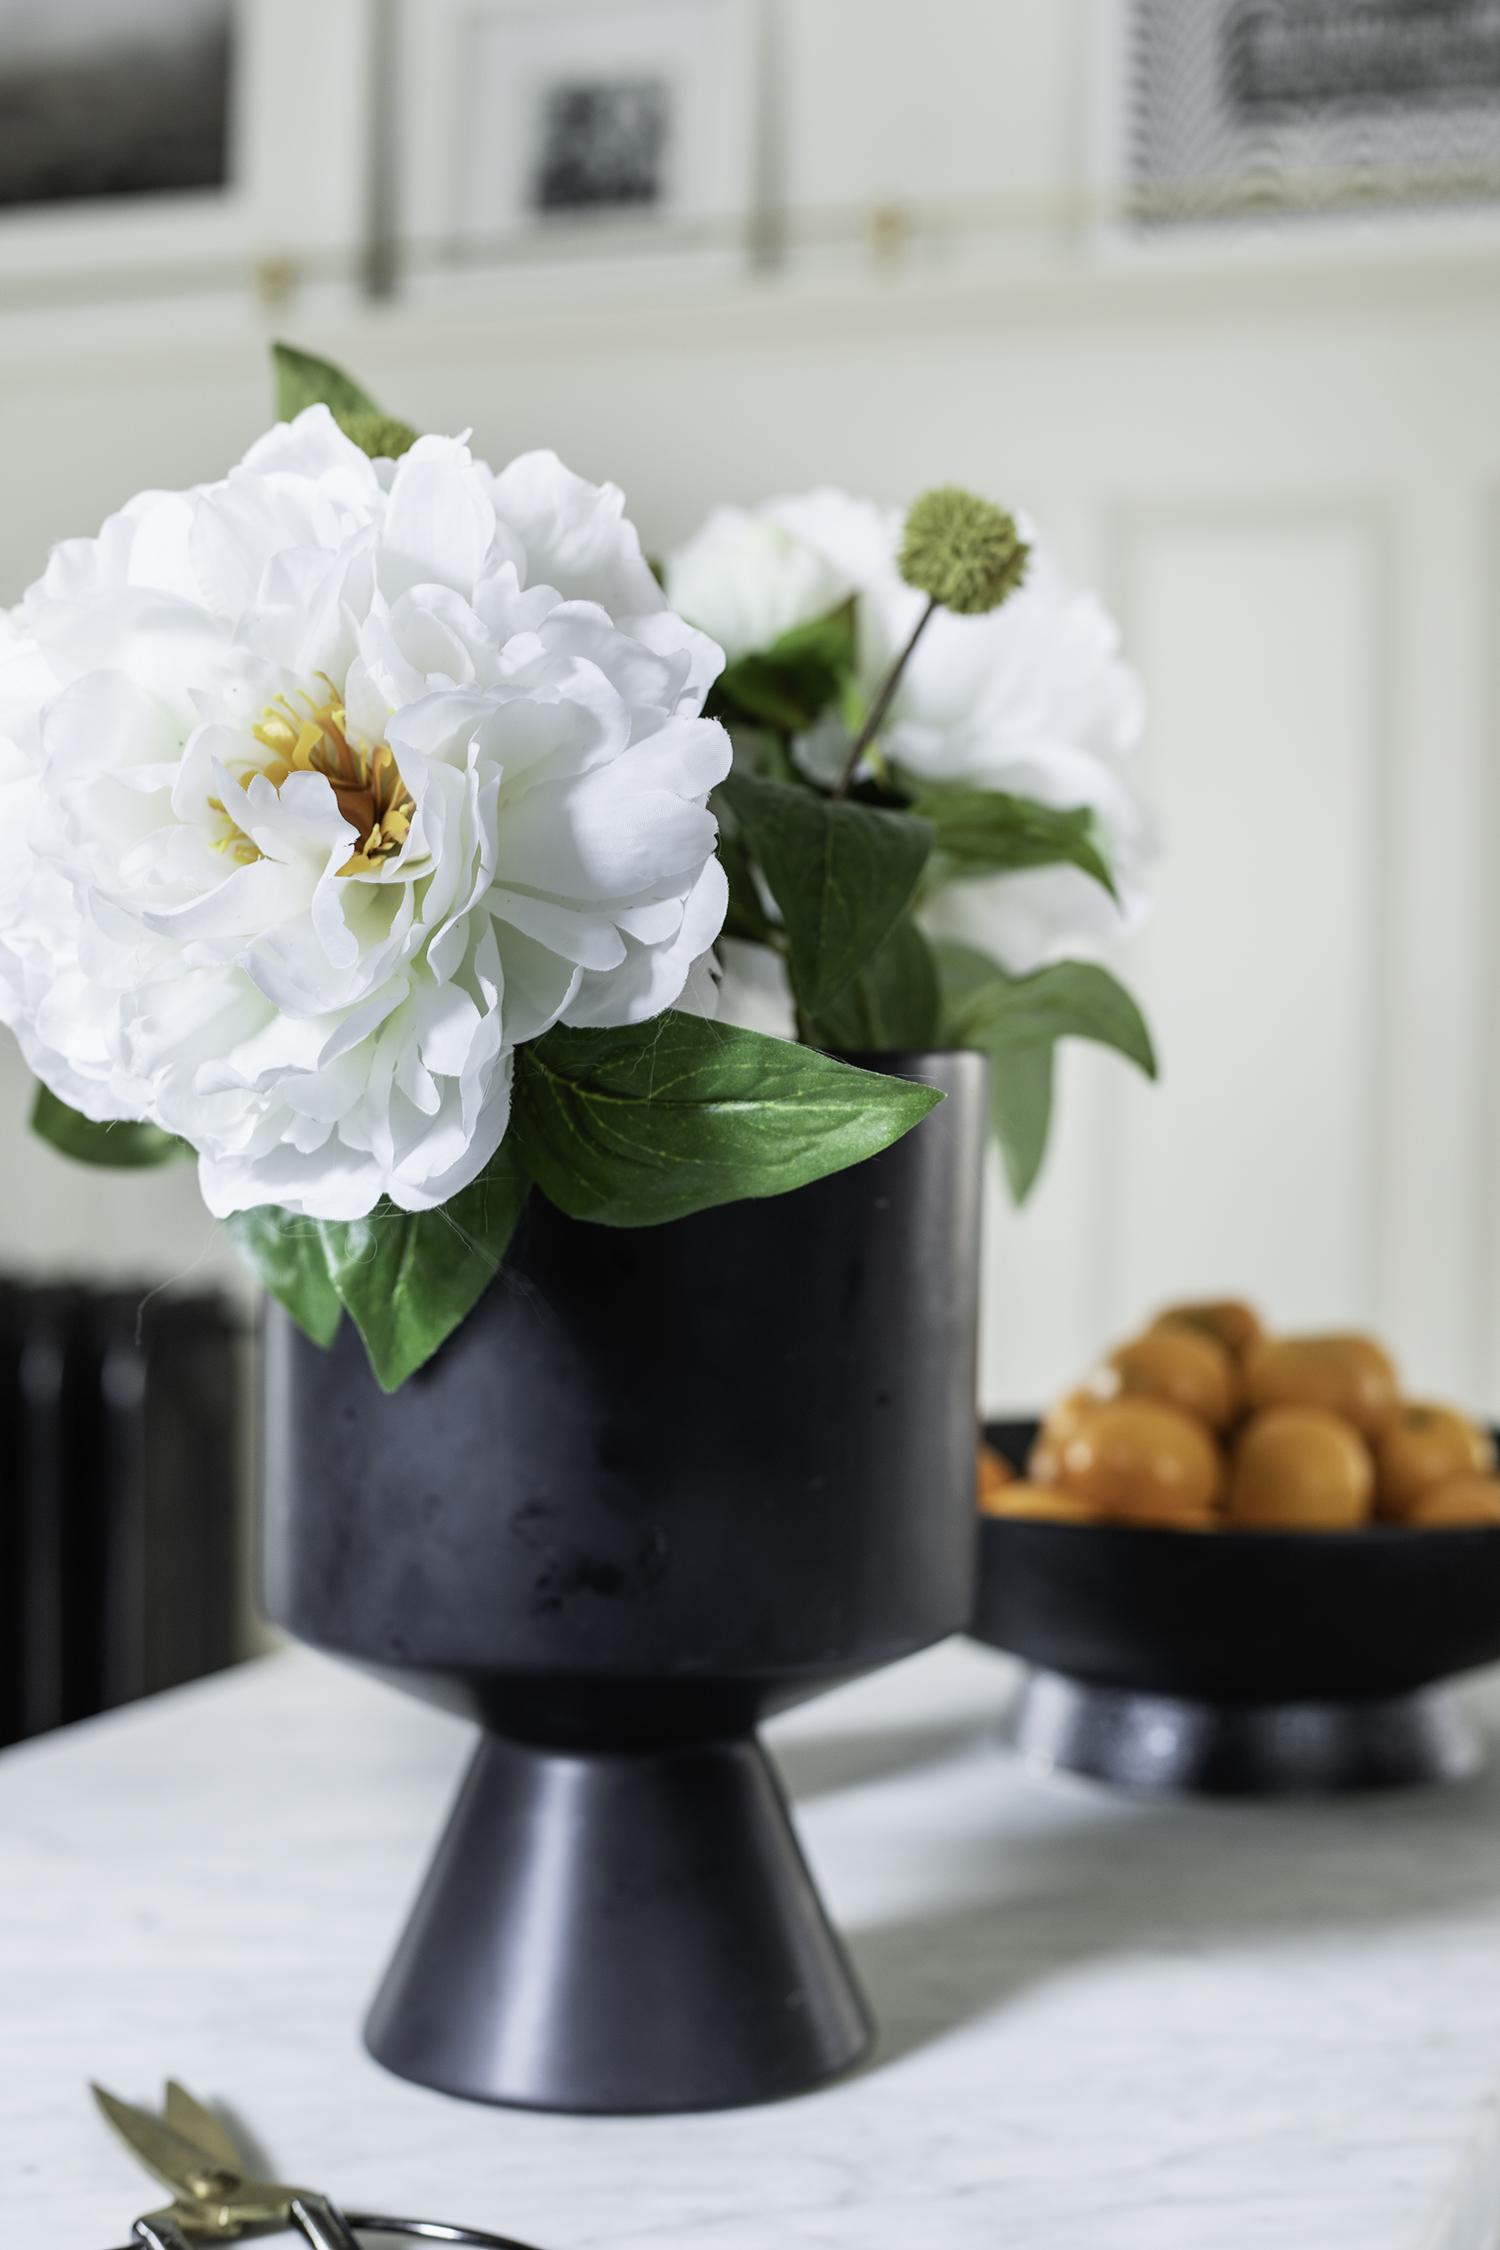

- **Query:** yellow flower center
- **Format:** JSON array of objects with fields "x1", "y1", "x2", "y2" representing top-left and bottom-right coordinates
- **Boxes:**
[{"x1": 212, "y1": 684, "x2": 415, "y2": 877}]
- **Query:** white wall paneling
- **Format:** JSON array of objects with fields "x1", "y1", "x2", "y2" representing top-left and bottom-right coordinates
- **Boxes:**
[
  {"x1": 1476, "y1": 495, "x2": 1500, "y2": 1416},
  {"x1": 1102, "y1": 508, "x2": 1389, "y2": 1347}
]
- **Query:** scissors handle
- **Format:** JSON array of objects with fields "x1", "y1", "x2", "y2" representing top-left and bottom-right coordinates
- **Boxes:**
[
  {"x1": 107, "y1": 2211, "x2": 543, "y2": 2250},
  {"x1": 133, "y1": 2221, "x2": 197, "y2": 2250},
  {"x1": 290, "y1": 2194, "x2": 367, "y2": 2250},
  {"x1": 344, "y1": 2222, "x2": 544, "y2": 2250}
]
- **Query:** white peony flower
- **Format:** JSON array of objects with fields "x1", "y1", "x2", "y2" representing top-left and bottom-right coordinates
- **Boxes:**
[
  {"x1": 667, "y1": 489, "x2": 1152, "y2": 976},
  {"x1": 0, "y1": 410, "x2": 730, "y2": 1221},
  {"x1": 663, "y1": 506, "x2": 851, "y2": 665}
]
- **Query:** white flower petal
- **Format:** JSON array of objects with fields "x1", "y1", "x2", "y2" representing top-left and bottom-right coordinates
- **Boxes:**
[
  {"x1": 666, "y1": 506, "x2": 850, "y2": 663},
  {"x1": 489, "y1": 922, "x2": 578, "y2": 1045},
  {"x1": 488, "y1": 450, "x2": 664, "y2": 616},
  {"x1": 190, "y1": 466, "x2": 357, "y2": 618},
  {"x1": 379, "y1": 439, "x2": 495, "y2": 604},
  {"x1": 564, "y1": 854, "x2": 729, "y2": 1027},
  {"x1": 240, "y1": 404, "x2": 382, "y2": 489},
  {"x1": 490, "y1": 888, "x2": 628, "y2": 970}
]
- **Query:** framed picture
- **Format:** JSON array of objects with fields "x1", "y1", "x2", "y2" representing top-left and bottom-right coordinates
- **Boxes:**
[
  {"x1": 0, "y1": 0, "x2": 232, "y2": 213},
  {"x1": 0, "y1": 0, "x2": 371, "y2": 313},
  {"x1": 394, "y1": 0, "x2": 762, "y2": 277},
  {"x1": 1109, "y1": 0, "x2": 1500, "y2": 228}
]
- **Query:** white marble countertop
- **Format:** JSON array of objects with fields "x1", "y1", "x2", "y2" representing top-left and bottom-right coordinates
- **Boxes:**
[{"x1": 8, "y1": 1638, "x2": 1500, "y2": 2250}]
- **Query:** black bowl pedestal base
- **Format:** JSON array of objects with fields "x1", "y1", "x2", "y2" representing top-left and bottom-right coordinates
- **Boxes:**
[
  {"x1": 1007, "y1": 1667, "x2": 1482, "y2": 1796},
  {"x1": 364, "y1": 1729, "x2": 872, "y2": 2114}
]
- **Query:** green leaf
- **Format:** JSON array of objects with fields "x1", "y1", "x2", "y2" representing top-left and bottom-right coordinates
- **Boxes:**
[
  {"x1": 807, "y1": 913, "x2": 940, "y2": 1052},
  {"x1": 30, "y1": 1083, "x2": 191, "y2": 1169},
  {"x1": 719, "y1": 771, "x2": 932, "y2": 1017},
  {"x1": 934, "y1": 945, "x2": 1156, "y2": 1204},
  {"x1": 272, "y1": 340, "x2": 381, "y2": 423},
  {"x1": 937, "y1": 948, "x2": 1156, "y2": 1078},
  {"x1": 931, "y1": 939, "x2": 1007, "y2": 1020},
  {"x1": 223, "y1": 1207, "x2": 344, "y2": 1350},
  {"x1": 314, "y1": 1143, "x2": 533, "y2": 1391},
  {"x1": 336, "y1": 410, "x2": 420, "y2": 462},
  {"x1": 989, "y1": 1044, "x2": 1056, "y2": 1203},
  {"x1": 224, "y1": 1141, "x2": 532, "y2": 1390},
  {"x1": 705, "y1": 601, "x2": 857, "y2": 736},
  {"x1": 910, "y1": 787, "x2": 1118, "y2": 901},
  {"x1": 511, "y1": 1011, "x2": 943, "y2": 1227}
]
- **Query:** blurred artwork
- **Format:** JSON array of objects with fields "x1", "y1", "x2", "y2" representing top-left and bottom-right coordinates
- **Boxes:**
[
  {"x1": 532, "y1": 77, "x2": 672, "y2": 213},
  {"x1": 455, "y1": 0, "x2": 757, "y2": 257},
  {"x1": 0, "y1": 0, "x2": 231, "y2": 209},
  {"x1": 1132, "y1": 0, "x2": 1500, "y2": 220},
  {"x1": 1225, "y1": 0, "x2": 1500, "y2": 112}
]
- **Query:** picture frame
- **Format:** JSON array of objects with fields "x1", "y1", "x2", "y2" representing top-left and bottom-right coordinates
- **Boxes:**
[
  {"x1": 1087, "y1": 0, "x2": 1500, "y2": 238},
  {"x1": 393, "y1": 0, "x2": 762, "y2": 281},
  {"x1": 0, "y1": 0, "x2": 371, "y2": 316}
]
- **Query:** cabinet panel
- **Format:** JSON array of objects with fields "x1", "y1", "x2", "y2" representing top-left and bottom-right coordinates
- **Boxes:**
[{"x1": 1104, "y1": 512, "x2": 1386, "y2": 1335}]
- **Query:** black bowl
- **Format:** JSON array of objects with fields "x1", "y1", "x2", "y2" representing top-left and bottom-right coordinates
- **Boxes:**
[{"x1": 977, "y1": 1418, "x2": 1500, "y2": 1702}]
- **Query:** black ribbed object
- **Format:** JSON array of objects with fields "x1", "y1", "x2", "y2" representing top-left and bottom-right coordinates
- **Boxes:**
[
  {"x1": 262, "y1": 1051, "x2": 986, "y2": 2113},
  {"x1": 0, "y1": 1283, "x2": 240, "y2": 1747}
]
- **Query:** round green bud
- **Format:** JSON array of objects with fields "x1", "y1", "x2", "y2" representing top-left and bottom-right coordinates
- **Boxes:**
[
  {"x1": 897, "y1": 486, "x2": 1030, "y2": 615},
  {"x1": 335, "y1": 409, "x2": 421, "y2": 462}
]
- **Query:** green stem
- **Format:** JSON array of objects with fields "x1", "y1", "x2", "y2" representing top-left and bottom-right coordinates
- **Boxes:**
[{"x1": 830, "y1": 595, "x2": 937, "y2": 800}]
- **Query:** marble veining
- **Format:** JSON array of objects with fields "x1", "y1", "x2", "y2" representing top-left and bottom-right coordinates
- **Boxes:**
[{"x1": 6, "y1": 1638, "x2": 1500, "y2": 2249}]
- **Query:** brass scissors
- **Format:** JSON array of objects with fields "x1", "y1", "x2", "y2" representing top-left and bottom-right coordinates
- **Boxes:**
[{"x1": 94, "y1": 2081, "x2": 541, "y2": 2250}]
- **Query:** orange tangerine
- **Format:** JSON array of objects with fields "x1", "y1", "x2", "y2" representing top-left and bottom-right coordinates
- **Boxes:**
[
  {"x1": 1029, "y1": 1387, "x2": 1107, "y2": 1484},
  {"x1": 1054, "y1": 1397, "x2": 1222, "y2": 1521},
  {"x1": 1152, "y1": 1299, "x2": 1265, "y2": 1361},
  {"x1": 1243, "y1": 1334, "x2": 1399, "y2": 1440},
  {"x1": 1108, "y1": 1326, "x2": 1239, "y2": 1433},
  {"x1": 1227, "y1": 1406, "x2": 1373, "y2": 1530},
  {"x1": 1374, "y1": 1404, "x2": 1495, "y2": 1521},
  {"x1": 977, "y1": 1445, "x2": 1015, "y2": 1513},
  {"x1": 1404, "y1": 1473, "x2": 1500, "y2": 1527},
  {"x1": 982, "y1": 1482, "x2": 1103, "y2": 1524}
]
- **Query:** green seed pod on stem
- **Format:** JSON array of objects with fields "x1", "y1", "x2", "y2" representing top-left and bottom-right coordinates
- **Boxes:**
[{"x1": 898, "y1": 487, "x2": 1029, "y2": 616}]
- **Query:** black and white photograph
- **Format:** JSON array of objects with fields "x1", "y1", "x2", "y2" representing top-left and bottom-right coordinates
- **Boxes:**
[
  {"x1": 449, "y1": 0, "x2": 757, "y2": 251},
  {"x1": 532, "y1": 75, "x2": 673, "y2": 213},
  {"x1": 0, "y1": 0, "x2": 233, "y2": 210}
]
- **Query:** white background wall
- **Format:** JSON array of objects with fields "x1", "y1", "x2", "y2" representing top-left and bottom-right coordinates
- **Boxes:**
[{"x1": 2, "y1": 0, "x2": 1498, "y2": 1417}]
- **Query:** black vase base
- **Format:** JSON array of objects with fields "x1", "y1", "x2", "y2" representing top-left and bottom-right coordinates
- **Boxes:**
[
  {"x1": 1007, "y1": 1667, "x2": 1483, "y2": 1795},
  {"x1": 365, "y1": 1729, "x2": 872, "y2": 2114}
]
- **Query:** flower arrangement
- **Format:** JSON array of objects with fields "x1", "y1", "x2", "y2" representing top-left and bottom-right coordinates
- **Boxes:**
[
  {"x1": 0, "y1": 345, "x2": 1152, "y2": 1390},
  {"x1": 665, "y1": 484, "x2": 1156, "y2": 1202}
]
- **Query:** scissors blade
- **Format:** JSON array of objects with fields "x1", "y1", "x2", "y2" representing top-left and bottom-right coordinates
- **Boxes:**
[
  {"x1": 91, "y1": 2085, "x2": 227, "y2": 2202},
  {"x1": 162, "y1": 2085, "x2": 245, "y2": 2178}
]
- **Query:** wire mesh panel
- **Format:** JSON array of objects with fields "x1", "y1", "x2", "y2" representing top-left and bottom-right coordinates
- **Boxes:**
[{"x1": 1130, "y1": 0, "x2": 1500, "y2": 222}]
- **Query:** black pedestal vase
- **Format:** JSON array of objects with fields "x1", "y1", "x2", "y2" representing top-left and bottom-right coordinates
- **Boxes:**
[{"x1": 262, "y1": 1050, "x2": 986, "y2": 2114}]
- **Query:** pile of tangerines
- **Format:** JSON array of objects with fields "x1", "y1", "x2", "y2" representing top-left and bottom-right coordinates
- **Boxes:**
[{"x1": 978, "y1": 1299, "x2": 1500, "y2": 1532}]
